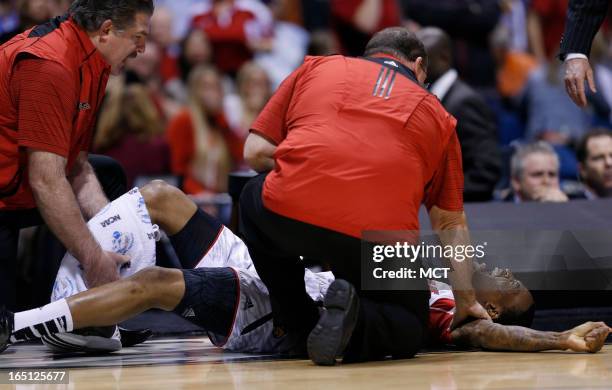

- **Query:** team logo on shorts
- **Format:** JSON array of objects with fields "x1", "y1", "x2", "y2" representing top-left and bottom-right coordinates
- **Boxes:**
[
  {"x1": 242, "y1": 296, "x2": 254, "y2": 310},
  {"x1": 52, "y1": 277, "x2": 75, "y2": 300},
  {"x1": 112, "y1": 231, "x2": 135, "y2": 255}
]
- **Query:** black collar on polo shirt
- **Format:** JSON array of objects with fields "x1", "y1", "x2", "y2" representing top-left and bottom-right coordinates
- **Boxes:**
[{"x1": 361, "y1": 55, "x2": 429, "y2": 91}]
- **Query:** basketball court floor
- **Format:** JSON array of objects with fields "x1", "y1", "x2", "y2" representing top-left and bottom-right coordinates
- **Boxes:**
[{"x1": 1, "y1": 337, "x2": 610, "y2": 389}]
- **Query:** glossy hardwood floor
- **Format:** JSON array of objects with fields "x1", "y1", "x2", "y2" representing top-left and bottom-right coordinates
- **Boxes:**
[{"x1": 1, "y1": 338, "x2": 610, "y2": 390}]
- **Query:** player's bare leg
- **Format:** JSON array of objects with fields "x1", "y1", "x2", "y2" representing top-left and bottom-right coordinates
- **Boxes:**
[
  {"x1": 3, "y1": 262, "x2": 238, "y2": 350},
  {"x1": 68, "y1": 267, "x2": 185, "y2": 328}
]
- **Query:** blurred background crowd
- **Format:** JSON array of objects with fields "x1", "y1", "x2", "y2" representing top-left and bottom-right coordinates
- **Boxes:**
[{"x1": 2, "y1": 0, "x2": 612, "y2": 222}]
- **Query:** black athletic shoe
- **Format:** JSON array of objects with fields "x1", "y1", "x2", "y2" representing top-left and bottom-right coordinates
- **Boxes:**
[
  {"x1": 307, "y1": 279, "x2": 359, "y2": 366},
  {"x1": 118, "y1": 327, "x2": 152, "y2": 347},
  {"x1": 0, "y1": 307, "x2": 13, "y2": 353}
]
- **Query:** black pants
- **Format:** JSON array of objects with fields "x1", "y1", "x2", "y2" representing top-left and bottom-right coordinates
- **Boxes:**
[
  {"x1": 239, "y1": 174, "x2": 430, "y2": 362},
  {"x1": 0, "y1": 155, "x2": 127, "y2": 310}
]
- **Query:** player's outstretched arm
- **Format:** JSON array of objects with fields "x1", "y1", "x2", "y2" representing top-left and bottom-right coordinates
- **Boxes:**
[{"x1": 450, "y1": 320, "x2": 611, "y2": 353}]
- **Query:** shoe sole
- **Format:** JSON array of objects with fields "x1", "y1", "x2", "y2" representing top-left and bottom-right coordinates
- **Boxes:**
[
  {"x1": 307, "y1": 279, "x2": 359, "y2": 366},
  {"x1": 41, "y1": 332, "x2": 122, "y2": 354}
]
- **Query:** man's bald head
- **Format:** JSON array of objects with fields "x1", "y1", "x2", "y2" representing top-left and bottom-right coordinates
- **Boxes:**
[
  {"x1": 415, "y1": 27, "x2": 452, "y2": 83},
  {"x1": 364, "y1": 27, "x2": 428, "y2": 67}
]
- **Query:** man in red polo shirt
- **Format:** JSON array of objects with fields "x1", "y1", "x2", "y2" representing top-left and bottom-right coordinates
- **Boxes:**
[
  {"x1": 0, "y1": 0, "x2": 153, "y2": 310},
  {"x1": 241, "y1": 27, "x2": 490, "y2": 365}
]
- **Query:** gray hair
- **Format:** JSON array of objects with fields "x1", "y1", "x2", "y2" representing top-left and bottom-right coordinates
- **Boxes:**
[
  {"x1": 69, "y1": 0, "x2": 154, "y2": 32},
  {"x1": 510, "y1": 141, "x2": 559, "y2": 179}
]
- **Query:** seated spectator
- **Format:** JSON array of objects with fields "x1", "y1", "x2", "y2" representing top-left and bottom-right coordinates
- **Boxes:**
[
  {"x1": 224, "y1": 61, "x2": 271, "y2": 138},
  {"x1": 167, "y1": 65, "x2": 244, "y2": 195},
  {"x1": 254, "y1": 0, "x2": 309, "y2": 89},
  {"x1": 526, "y1": 0, "x2": 567, "y2": 63},
  {"x1": 0, "y1": 0, "x2": 19, "y2": 38},
  {"x1": 401, "y1": 0, "x2": 502, "y2": 88},
  {"x1": 331, "y1": 0, "x2": 401, "y2": 56},
  {"x1": 191, "y1": 0, "x2": 272, "y2": 77},
  {"x1": 576, "y1": 130, "x2": 612, "y2": 199},
  {"x1": 417, "y1": 27, "x2": 501, "y2": 202},
  {"x1": 589, "y1": 31, "x2": 612, "y2": 126},
  {"x1": 153, "y1": 0, "x2": 203, "y2": 40},
  {"x1": 95, "y1": 84, "x2": 171, "y2": 188},
  {"x1": 490, "y1": 23, "x2": 538, "y2": 100},
  {"x1": 0, "y1": 0, "x2": 55, "y2": 44},
  {"x1": 524, "y1": 61, "x2": 592, "y2": 146},
  {"x1": 123, "y1": 39, "x2": 182, "y2": 123},
  {"x1": 308, "y1": 29, "x2": 341, "y2": 56},
  {"x1": 505, "y1": 141, "x2": 568, "y2": 203},
  {"x1": 150, "y1": 7, "x2": 181, "y2": 86}
]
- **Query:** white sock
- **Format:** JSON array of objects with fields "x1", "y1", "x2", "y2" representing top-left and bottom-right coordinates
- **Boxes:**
[{"x1": 10, "y1": 299, "x2": 74, "y2": 343}]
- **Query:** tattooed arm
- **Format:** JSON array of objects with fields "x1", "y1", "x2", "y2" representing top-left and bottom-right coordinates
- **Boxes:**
[{"x1": 450, "y1": 320, "x2": 610, "y2": 353}]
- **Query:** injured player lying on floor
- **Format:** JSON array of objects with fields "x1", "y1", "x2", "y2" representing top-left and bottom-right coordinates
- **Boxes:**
[{"x1": 0, "y1": 181, "x2": 609, "y2": 358}]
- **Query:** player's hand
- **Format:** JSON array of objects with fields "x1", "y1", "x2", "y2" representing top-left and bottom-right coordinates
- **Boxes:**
[
  {"x1": 452, "y1": 291, "x2": 491, "y2": 329},
  {"x1": 83, "y1": 251, "x2": 130, "y2": 288},
  {"x1": 563, "y1": 321, "x2": 611, "y2": 353},
  {"x1": 533, "y1": 187, "x2": 569, "y2": 203},
  {"x1": 564, "y1": 58, "x2": 596, "y2": 108}
]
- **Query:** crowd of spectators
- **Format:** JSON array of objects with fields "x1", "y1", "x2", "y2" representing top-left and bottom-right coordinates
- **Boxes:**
[{"x1": 1, "y1": 0, "x2": 611, "y2": 217}]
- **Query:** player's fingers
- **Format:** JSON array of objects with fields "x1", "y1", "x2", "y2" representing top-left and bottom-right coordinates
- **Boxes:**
[
  {"x1": 575, "y1": 76, "x2": 587, "y2": 107},
  {"x1": 111, "y1": 252, "x2": 131, "y2": 266},
  {"x1": 565, "y1": 77, "x2": 579, "y2": 105},
  {"x1": 585, "y1": 328, "x2": 607, "y2": 353},
  {"x1": 586, "y1": 68, "x2": 597, "y2": 93}
]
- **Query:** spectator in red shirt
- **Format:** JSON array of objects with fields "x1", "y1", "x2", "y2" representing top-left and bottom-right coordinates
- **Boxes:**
[
  {"x1": 191, "y1": 0, "x2": 270, "y2": 76},
  {"x1": 167, "y1": 65, "x2": 244, "y2": 196},
  {"x1": 0, "y1": 0, "x2": 153, "y2": 310},
  {"x1": 240, "y1": 27, "x2": 490, "y2": 365}
]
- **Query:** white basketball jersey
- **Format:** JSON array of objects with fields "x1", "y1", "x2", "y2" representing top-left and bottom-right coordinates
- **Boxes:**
[{"x1": 194, "y1": 226, "x2": 334, "y2": 353}]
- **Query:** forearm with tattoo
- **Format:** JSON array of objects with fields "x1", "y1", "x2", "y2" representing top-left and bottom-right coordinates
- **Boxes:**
[{"x1": 451, "y1": 320, "x2": 567, "y2": 352}]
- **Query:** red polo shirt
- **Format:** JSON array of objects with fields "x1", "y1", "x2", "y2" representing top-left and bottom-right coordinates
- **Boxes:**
[
  {"x1": 0, "y1": 15, "x2": 110, "y2": 210},
  {"x1": 251, "y1": 55, "x2": 463, "y2": 239}
]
